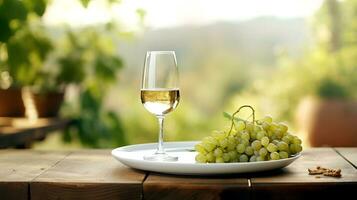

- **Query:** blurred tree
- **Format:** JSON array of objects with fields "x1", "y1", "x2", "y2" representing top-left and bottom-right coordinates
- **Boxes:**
[
  {"x1": 59, "y1": 28, "x2": 126, "y2": 147},
  {"x1": 228, "y1": 0, "x2": 357, "y2": 124}
]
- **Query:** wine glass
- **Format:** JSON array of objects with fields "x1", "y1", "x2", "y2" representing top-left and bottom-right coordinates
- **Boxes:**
[{"x1": 141, "y1": 51, "x2": 180, "y2": 161}]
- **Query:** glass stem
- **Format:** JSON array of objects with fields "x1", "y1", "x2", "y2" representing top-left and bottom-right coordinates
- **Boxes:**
[{"x1": 156, "y1": 115, "x2": 165, "y2": 154}]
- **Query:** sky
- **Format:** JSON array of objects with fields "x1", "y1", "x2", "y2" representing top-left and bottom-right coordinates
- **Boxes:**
[{"x1": 43, "y1": 0, "x2": 324, "y2": 29}]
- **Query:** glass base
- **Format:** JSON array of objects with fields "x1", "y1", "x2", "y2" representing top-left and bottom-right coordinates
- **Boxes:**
[{"x1": 144, "y1": 153, "x2": 178, "y2": 162}]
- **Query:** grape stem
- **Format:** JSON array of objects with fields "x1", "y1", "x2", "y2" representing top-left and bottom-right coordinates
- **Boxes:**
[{"x1": 228, "y1": 105, "x2": 255, "y2": 135}]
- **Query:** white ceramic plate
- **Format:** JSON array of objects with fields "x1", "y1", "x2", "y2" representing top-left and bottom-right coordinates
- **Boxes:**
[{"x1": 111, "y1": 141, "x2": 301, "y2": 175}]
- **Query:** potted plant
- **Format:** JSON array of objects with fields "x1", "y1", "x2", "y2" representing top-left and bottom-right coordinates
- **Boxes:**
[
  {"x1": 295, "y1": 48, "x2": 357, "y2": 147},
  {"x1": 1, "y1": 0, "x2": 127, "y2": 147},
  {"x1": 0, "y1": 0, "x2": 49, "y2": 117}
]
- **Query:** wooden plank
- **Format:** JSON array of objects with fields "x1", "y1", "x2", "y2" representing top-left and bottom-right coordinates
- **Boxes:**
[
  {"x1": 0, "y1": 150, "x2": 69, "y2": 200},
  {"x1": 31, "y1": 150, "x2": 147, "y2": 200},
  {"x1": 250, "y1": 148, "x2": 357, "y2": 200},
  {"x1": 0, "y1": 118, "x2": 72, "y2": 148},
  {"x1": 335, "y1": 148, "x2": 357, "y2": 169},
  {"x1": 144, "y1": 173, "x2": 249, "y2": 200}
]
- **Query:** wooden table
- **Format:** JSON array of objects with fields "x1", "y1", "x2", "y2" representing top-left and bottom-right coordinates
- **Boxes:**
[
  {"x1": 0, "y1": 118, "x2": 73, "y2": 148},
  {"x1": 0, "y1": 148, "x2": 356, "y2": 200}
]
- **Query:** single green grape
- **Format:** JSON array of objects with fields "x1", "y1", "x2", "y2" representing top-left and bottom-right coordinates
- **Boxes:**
[
  {"x1": 262, "y1": 122, "x2": 270, "y2": 131},
  {"x1": 214, "y1": 148, "x2": 223, "y2": 157},
  {"x1": 259, "y1": 147, "x2": 268, "y2": 157},
  {"x1": 214, "y1": 132, "x2": 226, "y2": 141},
  {"x1": 236, "y1": 121, "x2": 246, "y2": 131},
  {"x1": 228, "y1": 136, "x2": 236, "y2": 143},
  {"x1": 223, "y1": 153, "x2": 230, "y2": 162},
  {"x1": 203, "y1": 136, "x2": 216, "y2": 146},
  {"x1": 261, "y1": 136, "x2": 270, "y2": 147},
  {"x1": 267, "y1": 143, "x2": 278, "y2": 152},
  {"x1": 246, "y1": 122, "x2": 254, "y2": 133},
  {"x1": 269, "y1": 123, "x2": 279, "y2": 132},
  {"x1": 285, "y1": 134, "x2": 294, "y2": 143},
  {"x1": 293, "y1": 137, "x2": 302, "y2": 145},
  {"x1": 270, "y1": 152, "x2": 280, "y2": 160},
  {"x1": 289, "y1": 144, "x2": 296, "y2": 154},
  {"x1": 295, "y1": 144, "x2": 303, "y2": 153},
  {"x1": 250, "y1": 155, "x2": 257, "y2": 162},
  {"x1": 227, "y1": 142, "x2": 236, "y2": 151},
  {"x1": 215, "y1": 157, "x2": 224, "y2": 163},
  {"x1": 262, "y1": 116, "x2": 273, "y2": 123},
  {"x1": 279, "y1": 151, "x2": 289, "y2": 159},
  {"x1": 274, "y1": 130, "x2": 283, "y2": 139},
  {"x1": 240, "y1": 138, "x2": 250, "y2": 146},
  {"x1": 228, "y1": 151, "x2": 238, "y2": 160},
  {"x1": 239, "y1": 154, "x2": 249, "y2": 162},
  {"x1": 203, "y1": 142, "x2": 216, "y2": 152},
  {"x1": 206, "y1": 152, "x2": 215, "y2": 162},
  {"x1": 256, "y1": 156, "x2": 265, "y2": 162},
  {"x1": 277, "y1": 141, "x2": 289, "y2": 151},
  {"x1": 220, "y1": 138, "x2": 228, "y2": 148},
  {"x1": 245, "y1": 146, "x2": 254, "y2": 156},
  {"x1": 279, "y1": 123, "x2": 288, "y2": 133},
  {"x1": 251, "y1": 140, "x2": 262, "y2": 150},
  {"x1": 250, "y1": 131, "x2": 257, "y2": 140},
  {"x1": 254, "y1": 125, "x2": 262, "y2": 132},
  {"x1": 282, "y1": 136, "x2": 290, "y2": 144},
  {"x1": 195, "y1": 143, "x2": 206, "y2": 153},
  {"x1": 256, "y1": 131, "x2": 266, "y2": 140},
  {"x1": 195, "y1": 153, "x2": 207, "y2": 163},
  {"x1": 272, "y1": 140, "x2": 280, "y2": 145},
  {"x1": 236, "y1": 143, "x2": 246, "y2": 153},
  {"x1": 241, "y1": 131, "x2": 250, "y2": 141}
]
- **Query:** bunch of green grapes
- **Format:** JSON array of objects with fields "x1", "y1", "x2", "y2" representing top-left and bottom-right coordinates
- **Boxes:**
[{"x1": 195, "y1": 114, "x2": 303, "y2": 163}]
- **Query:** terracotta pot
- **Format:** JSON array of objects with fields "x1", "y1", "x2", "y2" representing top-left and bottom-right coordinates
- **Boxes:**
[
  {"x1": 32, "y1": 91, "x2": 64, "y2": 118},
  {"x1": 296, "y1": 97, "x2": 357, "y2": 147},
  {"x1": 0, "y1": 88, "x2": 25, "y2": 117}
]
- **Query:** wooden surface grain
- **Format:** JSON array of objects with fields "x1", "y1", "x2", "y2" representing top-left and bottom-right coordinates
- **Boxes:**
[
  {"x1": 335, "y1": 148, "x2": 357, "y2": 169},
  {"x1": 250, "y1": 148, "x2": 357, "y2": 199},
  {"x1": 0, "y1": 118, "x2": 73, "y2": 148},
  {"x1": 31, "y1": 150, "x2": 147, "y2": 200},
  {"x1": 0, "y1": 148, "x2": 356, "y2": 200},
  {"x1": 144, "y1": 173, "x2": 249, "y2": 200},
  {"x1": 0, "y1": 150, "x2": 69, "y2": 200}
]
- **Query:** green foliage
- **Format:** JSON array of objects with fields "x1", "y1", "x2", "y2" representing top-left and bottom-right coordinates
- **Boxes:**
[
  {"x1": 317, "y1": 78, "x2": 349, "y2": 99},
  {"x1": 6, "y1": 24, "x2": 53, "y2": 86},
  {"x1": 1, "y1": 0, "x2": 128, "y2": 147},
  {"x1": 0, "y1": 0, "x2": 27, "y2": 42},
  {"x1": 80, "y1": 0, "x2": 90, "y2": 8},
  {"x1": 22, "y1": 0, "x2": 47, "y2": 16},
  {"x1": 59, "y1": 29, "x2": 126, "y2": 147},
  {"x1": 0, "y1": 0, "x2": 47, "y2": 42},
  {"x1": 229, "y1": 0, "x2": 357, "y2": 123}
]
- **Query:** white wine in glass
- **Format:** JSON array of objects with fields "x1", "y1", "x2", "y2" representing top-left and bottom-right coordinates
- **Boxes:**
[{"x1": 141, "y1": 51, "x2": 180, "y2": 161}]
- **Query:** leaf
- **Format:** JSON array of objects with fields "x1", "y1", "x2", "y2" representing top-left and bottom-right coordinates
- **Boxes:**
[
  {"x1": 80, "y1": 0, "x2": 90, "y2": 8},
  {"x1": 136, "y1": 8, "x2": 146, "y2": 22},
  {"x1": 223, "y1": 111, "x2": 245, "y2": 122},
  {"x1": 23, "y1": 0, "x2": 47, "y2": 16},
  {"x1": 0, "y1": 19, "x2": 12, "y2": 42},
  {"x1": 0, "y1": 0, "x2": 27, "y2": 21}
]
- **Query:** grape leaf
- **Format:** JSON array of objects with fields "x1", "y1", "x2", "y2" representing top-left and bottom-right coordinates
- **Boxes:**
[{"x1": 223, "y1": 112, "x2": 245, "y2": 122}]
